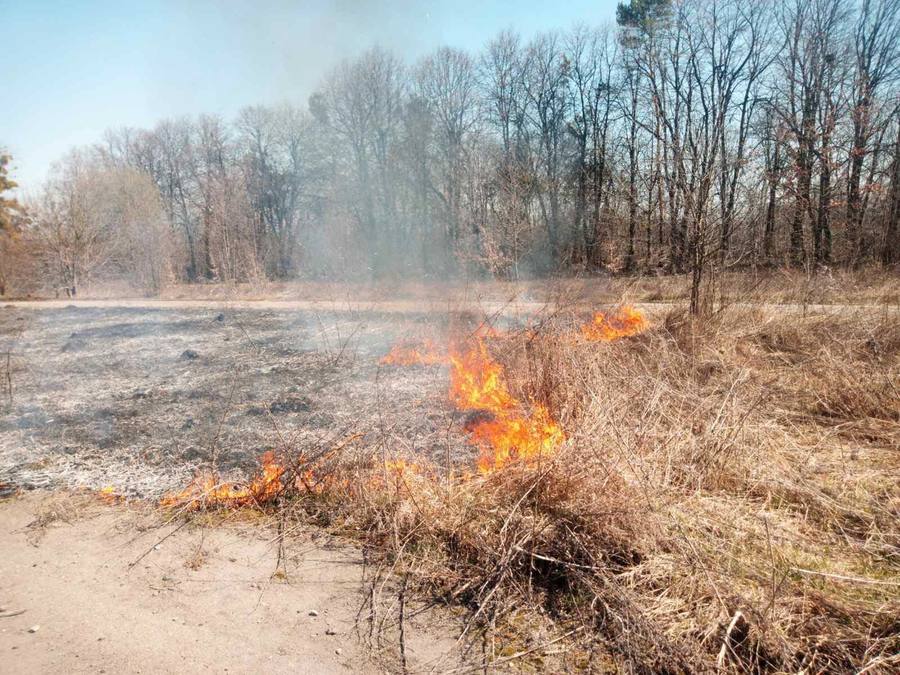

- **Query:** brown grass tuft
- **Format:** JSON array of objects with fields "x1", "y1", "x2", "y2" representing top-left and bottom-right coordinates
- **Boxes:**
[{"x1": 165, "y1": 301, "x2": 900, "y2": 672}]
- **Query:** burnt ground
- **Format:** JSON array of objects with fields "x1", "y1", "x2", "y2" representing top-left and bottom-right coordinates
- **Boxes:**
[{"x1": 0, "y1": 304, "x2": 477, "y2": 498}]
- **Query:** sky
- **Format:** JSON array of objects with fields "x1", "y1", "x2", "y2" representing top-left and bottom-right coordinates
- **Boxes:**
[{"x1": 3, "y1": 0, "x2": 620, "y2": 194}]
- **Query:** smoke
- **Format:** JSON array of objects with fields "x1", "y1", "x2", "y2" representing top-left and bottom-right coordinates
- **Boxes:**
[{"x1": 155, "y1": 0, "x2": 441, "y2": 114}]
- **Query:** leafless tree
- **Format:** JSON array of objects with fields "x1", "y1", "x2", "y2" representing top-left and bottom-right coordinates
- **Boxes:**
[
  {"x1": 415, "y1": 47, "x2": 479, "y2": 246},
  {"x1": 843, "y1": 0, "x2": 900, "y2": 263},
  {"x1": 31, "y1": 151, "x2": 172, "y2": 294},
  {"x1": 21, "y1": 1, "x2": 900, "y2": 294}
]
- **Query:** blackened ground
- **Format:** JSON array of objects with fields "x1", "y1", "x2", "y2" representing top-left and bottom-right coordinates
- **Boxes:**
[{"x1": 0, "y1": 305, "x2": 476, "y2": 498}]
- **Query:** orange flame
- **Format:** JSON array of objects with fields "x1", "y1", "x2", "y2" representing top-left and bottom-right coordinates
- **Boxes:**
[
  {"x1": 380, "y1": 338, "x2": 447, "y2": 366},
  {"x1": 98, "y1": 486, "x2": 123, "y2": 504},
  {"x1": 384, "y1": 458, "x2": 421, "y2": 474},
  {"x1": 450, "y1": 338, "x2": 564, "y2": 474},
  {"x1": 160, "y1": 451, "x2": 284, "y2": 509},
  {"x1": 580, "y1": 306, "x2": 648, "y2": 342},
  {"x1": 164, "y1": 308, "x2": 643, "y2": 505},
  {"x1": 449, "y1": 339, "x2": 516, "y2": 412}
]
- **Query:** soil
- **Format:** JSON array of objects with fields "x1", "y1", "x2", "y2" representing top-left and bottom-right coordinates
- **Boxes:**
[
  {"x1": 0, "y1": 302, "x2": 506, "y2": 673},
  {"x1": 0, "y1": 490, "x2": 468, "y2": 673}
]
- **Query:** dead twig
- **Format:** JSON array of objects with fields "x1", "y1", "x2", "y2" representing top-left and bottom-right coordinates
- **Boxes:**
[
  {"x1": 0, "y1": 609, "x2": 26, "y2": 618},
  {"x1": 127, "y1": 518, "x2": 191, "y2": 570}
]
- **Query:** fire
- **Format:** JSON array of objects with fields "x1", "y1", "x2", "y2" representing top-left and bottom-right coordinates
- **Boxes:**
[
  {"x1": 161, "y1": 451, "x2": 284, "y2": 509},
  {"x1": 380, "y1": 338, "x2": 447, "y2": 366},
  {"x1": 580, "y1": 306, "x2": 648, "y2": 342},
  {"x1": 163, "y1": 309, "x2": 648, "y2": 507},
  {"x1": 98, "y1": 486, "x2": 123, "y2": 504},
  {"x1": 468, "y1": 404, "x2": 565, "y2": 474},
  {"x1": 450, "y1": 338, "x2": 564, "y2": 474},
  {"x1": 449, "y1": 339, "x2": 516, "y2": 412}
]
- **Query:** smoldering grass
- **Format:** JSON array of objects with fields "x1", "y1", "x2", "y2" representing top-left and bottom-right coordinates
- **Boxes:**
[{"x1": 160, "y1": 302, "x2": 899, "y2": 672}]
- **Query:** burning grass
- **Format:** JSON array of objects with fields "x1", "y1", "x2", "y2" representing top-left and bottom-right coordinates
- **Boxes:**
[
  {"x1": 379, "y1": 337, "x2": 446, "y2": 366},
  {"x1": 161, "y1": 303, "x2": 899, "y2": 672},
  {"x1": 449, "y1": 334, "x2": 566, "y2": 474},
  {"x1": 579, "y1": 305, "x2": 649, "y2": 341}
]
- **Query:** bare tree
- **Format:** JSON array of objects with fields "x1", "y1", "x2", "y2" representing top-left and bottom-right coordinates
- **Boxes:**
[
  {"x1": 31, "y1": 152, "x2": 171, "y2": 294},
  {"x1": 311, "y1": 47, "x2": 407, "y2": 276},
  {"x1": 885, "y1": 113, "x2": 900, "y2": 263},
  {"x1": 24, "y1": 3, "x2": 900, "y2": 292},
  {"x1": 415, "y1": 47, "x2": 479, "y2": 247},
  {"x1": 847, "y1": 0, "x2": 900, "y2": 262},
  {"x1": 523, "y1": 32, "x2": 570, "y2": 267}
]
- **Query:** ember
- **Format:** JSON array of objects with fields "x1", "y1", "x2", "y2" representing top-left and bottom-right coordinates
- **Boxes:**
[
  {"x1": 580, "y1": 306, "x2": 648, "y2": 341},
  {"x1": 98, "y1": 486, "x2": 124, "y2": 504}
]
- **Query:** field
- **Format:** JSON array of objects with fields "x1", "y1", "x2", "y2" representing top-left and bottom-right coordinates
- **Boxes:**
[
  {"x1": 0, "y1": 304, "x2": 472, "y2": 496},
  {"x1": 1, "y1": 277, "x2": 898, "y2": 672}
]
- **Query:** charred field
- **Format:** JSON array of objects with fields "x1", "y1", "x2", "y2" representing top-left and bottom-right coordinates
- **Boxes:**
[
  {"x1": 0, "y1": 304, "x2": 477, "y2": 496},
  {"x1": 1, "y1": 295, "x2": 899, "y2": 673}
]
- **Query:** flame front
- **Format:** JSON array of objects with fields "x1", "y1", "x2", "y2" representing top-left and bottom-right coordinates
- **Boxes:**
[
  {"x1": 450, "y1": 338, "x2": 564, "y2": 474},
  {"x1": 449, "y1": 339, "x2": 516, "y2": 412},
  {"x1": 580, "y1": 306, "x2": 648, "y2": 342},
  {"x1": 164, "y1": 310, "x2": 649, "y2": 509},
  {"x1": 380, "y1": 338, "x2": 447, "y2": 366},
  {"x1": 161, "y1": 451, "x2": 284, "y2": 509}
]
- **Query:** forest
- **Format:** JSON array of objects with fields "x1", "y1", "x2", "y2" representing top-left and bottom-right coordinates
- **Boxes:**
[{"x1": 1, "y1": 0, "x2": 899, "y2": 310}]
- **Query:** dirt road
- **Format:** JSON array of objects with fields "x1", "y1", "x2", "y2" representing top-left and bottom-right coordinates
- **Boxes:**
[
  {"x1": 6, "y1": 296, "x2": 893, "y2": 317},
  {"x1": 0, "y1": 491, "x2": 466, "y2": 674}
]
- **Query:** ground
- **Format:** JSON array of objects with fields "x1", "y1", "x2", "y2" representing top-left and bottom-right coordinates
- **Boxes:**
[
  {"x1": 0, "y1": 490, "x2": 465, "y2": 673},
  {"x1": 0, "y1": 300, "x2": 492, "y2": 674},
  {"x1": 0, "y1": 302, "x2": 479, "y2": 497},
  {"x1": 1, "y1": 287, "x2": 896, "y2": 673}
]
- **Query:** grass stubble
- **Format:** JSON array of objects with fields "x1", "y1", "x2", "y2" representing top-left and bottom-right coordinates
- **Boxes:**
[{"x1": 162, "y1": 294, "x2": 900, "y2": 673}]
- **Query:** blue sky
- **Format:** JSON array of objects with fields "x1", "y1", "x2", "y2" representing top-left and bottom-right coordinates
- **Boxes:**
[{"x1": 4, "y1": 0, "x2": 619, "y2": 193}]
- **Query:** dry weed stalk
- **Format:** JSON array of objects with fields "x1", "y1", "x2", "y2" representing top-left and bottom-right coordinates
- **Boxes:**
[{"x1": 161, "y1": 302, "x2": 899, "y2": 672}]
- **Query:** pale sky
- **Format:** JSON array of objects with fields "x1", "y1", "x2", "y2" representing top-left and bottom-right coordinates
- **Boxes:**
[{"x1": 4, "y1": 0, "x2": 619, "y2": 194}]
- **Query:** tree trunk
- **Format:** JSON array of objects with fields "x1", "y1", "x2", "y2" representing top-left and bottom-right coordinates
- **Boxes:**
[
  {"x1": 790, "y1": 155, "x2": 810, "y2": 267},
  {"x1": 846, "y1": 99, "x2": 869, "y2": 261},
  {"x1": 624, "y1": 88, "x2": 638, "y2": 273},
  {"x1": 764, "y1": 142, "x2": 780, "y2": 262},
  {"x1": 815, "y1": 129, "x2": 833, "y2": 265},
  {"x1": 883, "y1": 121, "x2": 900, "y2": 265},
  {"x1": 815, "y1": 160, "x2": 832, "y2": 265}
]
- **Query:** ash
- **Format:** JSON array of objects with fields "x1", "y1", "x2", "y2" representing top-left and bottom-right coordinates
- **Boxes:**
[{"x1": 0, "y1": 305, "x2": 474, "y2": 498}]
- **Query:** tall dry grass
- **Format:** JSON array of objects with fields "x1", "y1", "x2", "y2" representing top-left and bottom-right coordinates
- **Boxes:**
[
  {"x1": 364, "y1": 306, "x2": 896, "y2": 671},
  {"x1": 517, "y1": 305, "x2": 900, "y2": 671},
  {"x1": 170, "y1": 301, "x2": 900, "y2": 672}
]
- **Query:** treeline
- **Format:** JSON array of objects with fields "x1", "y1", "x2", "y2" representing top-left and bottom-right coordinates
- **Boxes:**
[{"x1": 4, "y1": 0, "x2": 900, "y2": 302}]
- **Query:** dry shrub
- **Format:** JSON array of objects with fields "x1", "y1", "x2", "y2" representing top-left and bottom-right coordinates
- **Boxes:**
[
  {"x1": 168, "y1": 302, "x2": 898, "y2": 672},
  {"x1": 494, "y1": 304, "x2": 900, "y2": 672},
  {"x1": 288, "y1": 450, "x2": 698, "y2": 672}
]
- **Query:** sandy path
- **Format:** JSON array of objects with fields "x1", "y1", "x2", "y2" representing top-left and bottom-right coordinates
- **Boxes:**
[
  {"x1": 0, "y1": 492, "x2": 466, "y2": 674},
  {"x1": 3, "y1": 297, "x2": 568, "y2": 317},
  {"x1": 4, "y1": 298, "x2": 893, "y2": 317}
]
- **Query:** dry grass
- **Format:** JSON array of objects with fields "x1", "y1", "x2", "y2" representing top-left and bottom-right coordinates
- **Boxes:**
[
  {"x1": 70, "y1": 265, "x2": 899, "y2": 309},
  {"x1": 163, "y1": 299, "x2": 900, "y2": 672},
  {"x1": 527, "y1": 305, "x2": 900, "y2": 671}
]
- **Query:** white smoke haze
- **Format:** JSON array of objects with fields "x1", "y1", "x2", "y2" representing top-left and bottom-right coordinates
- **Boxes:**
[{"x1": 2, "y1": 0, "x2": 899, "y2": 293}]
